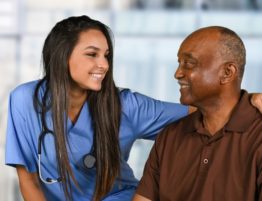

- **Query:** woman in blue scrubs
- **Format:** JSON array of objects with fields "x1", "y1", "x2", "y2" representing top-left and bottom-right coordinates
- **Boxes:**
[{"x1": 5, "y1": 15, "x2": 262, "y2": 201}]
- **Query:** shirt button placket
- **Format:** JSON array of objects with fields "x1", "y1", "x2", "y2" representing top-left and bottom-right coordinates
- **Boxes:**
[{"x1": 199, "y1": 145, "x2": 210, "y2": 174}]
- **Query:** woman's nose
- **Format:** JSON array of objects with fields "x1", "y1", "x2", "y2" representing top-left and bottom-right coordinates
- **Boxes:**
[{"x1": 98, "y1": 57, "x2": 109, "y2": 70}]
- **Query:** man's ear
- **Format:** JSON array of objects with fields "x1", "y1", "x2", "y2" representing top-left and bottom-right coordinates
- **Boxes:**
[{"x1": 220, "y1": 62, "x2": 238, "y2": 84}]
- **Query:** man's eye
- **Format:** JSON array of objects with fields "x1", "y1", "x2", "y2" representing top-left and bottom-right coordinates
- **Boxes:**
[
  {"x1": 184, "y1": 60, "x2": 193, "y2": 64},
  {"x1": 181, "y1": 60, "x2": 196, "y2": 69}
]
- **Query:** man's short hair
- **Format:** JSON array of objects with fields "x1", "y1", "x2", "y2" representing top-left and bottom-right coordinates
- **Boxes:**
[{"x1": 216, "y1": 26, "x2": 246, "y2": 80}]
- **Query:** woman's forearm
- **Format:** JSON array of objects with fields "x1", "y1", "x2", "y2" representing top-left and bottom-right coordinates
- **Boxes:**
[{"x1": 16, "y1": 166, "x2": 46, "y2": 201}]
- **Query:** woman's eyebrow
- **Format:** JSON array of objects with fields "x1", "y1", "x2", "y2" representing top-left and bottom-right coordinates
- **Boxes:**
[
  {"x1": 84, "y1": 46, "x2": 109, "y2": 53},
  {"x1": 84, "y1": 46, "x2": 100, "y2": 51}
]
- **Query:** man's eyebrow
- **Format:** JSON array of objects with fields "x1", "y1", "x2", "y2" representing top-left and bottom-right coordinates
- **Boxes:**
[
  {"x1": 178, "y1": 52, "x2": 197, "y2": 61},
  {"x1": 182, "y1": 52, "x2": 194, "y2": 59}
]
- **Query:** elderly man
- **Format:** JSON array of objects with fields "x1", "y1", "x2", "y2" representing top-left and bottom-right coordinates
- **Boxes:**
[{"x1": 133, "y1": 26, "x2": 262, "y2": 201}]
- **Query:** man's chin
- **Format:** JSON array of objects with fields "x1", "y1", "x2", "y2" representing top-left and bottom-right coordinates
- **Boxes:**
[{"x1": 180, "y1": 97, "x2": 192, "y2": 105}]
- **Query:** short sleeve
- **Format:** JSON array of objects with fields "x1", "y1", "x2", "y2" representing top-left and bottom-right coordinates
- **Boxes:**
[
  {"x1": 120, "y1": 89, "x2": 188, "y2": 140},
  {"x1": 5, "y1": 90, "x2": 37, "y2": 172},
  {"x1": 135, "y1": 136, "x2": 161, "y2": 200},
  {"x1": 256, "y1": 146, "x2": 262, "y2": 200}
]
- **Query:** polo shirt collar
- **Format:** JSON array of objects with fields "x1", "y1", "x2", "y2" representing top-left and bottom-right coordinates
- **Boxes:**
[
  {"x1": 225, "y1": 90, "x2": 259, "y2": 133},
  {"x1": 182, "y1": 90, "x2": 260, "y2": 134}
]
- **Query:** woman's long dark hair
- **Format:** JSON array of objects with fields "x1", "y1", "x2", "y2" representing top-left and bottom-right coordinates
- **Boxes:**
[{"x1": 33, "y1": 15, "x2": 121, "y2": 201}]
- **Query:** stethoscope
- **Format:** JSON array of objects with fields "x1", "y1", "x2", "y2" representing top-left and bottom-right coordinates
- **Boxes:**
[{"x1": 37, "y1": 116, "x2": 96, "y2": 184}]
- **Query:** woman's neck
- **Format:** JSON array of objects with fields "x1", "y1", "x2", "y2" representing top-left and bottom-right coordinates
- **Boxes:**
[{"x1": 68, "y1": 87, "x2": 88, "y2": 124}]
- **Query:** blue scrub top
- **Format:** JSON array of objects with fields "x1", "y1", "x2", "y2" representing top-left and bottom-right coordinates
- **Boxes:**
[{"x1": 5, "y1": 80, "x2": 188, "y2": 201}]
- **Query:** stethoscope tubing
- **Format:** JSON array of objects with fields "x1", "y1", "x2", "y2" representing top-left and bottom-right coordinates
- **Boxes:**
[{"x1": 37, "y1": 119, "x2": 96, "y2": 184}]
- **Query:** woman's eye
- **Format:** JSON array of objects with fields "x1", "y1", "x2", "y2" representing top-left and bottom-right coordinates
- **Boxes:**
[
  {"x1": 105, "y1": 54, "x2": 110, "y2": 59},
  {"x1": 85, "y1": 53, "x2": 96, "y2": 57}
]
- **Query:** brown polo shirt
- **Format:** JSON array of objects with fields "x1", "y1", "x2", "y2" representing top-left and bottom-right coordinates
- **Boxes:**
[{"x1": 136, "y1": 91, "x2": 262, "y2": 201}]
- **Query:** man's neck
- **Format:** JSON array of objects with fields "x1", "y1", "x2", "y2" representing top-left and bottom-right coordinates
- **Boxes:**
[{"x1": 199, "y1": 92, "x2": 240, "y2": 135}]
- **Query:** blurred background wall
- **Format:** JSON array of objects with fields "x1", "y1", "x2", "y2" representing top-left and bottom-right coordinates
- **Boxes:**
[{"x1": 0, "y1": 0, "x2": 262, "y2": 200}]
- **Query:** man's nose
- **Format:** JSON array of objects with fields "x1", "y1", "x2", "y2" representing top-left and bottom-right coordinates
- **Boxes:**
[{"x1": 174, "y1": 66, "x2": 183, "y2": 79}]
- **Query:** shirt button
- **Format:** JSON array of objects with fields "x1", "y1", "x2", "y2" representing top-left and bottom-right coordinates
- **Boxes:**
[{"x1": 203, "y1": 159, "x2": 208, "y2": 164}]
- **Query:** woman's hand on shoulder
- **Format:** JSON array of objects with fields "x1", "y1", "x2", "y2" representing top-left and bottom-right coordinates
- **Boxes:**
[
  {"x1": 188, "y1": 106, "x2": 197, "y2": 114},
  {"x1": 132, "y1": 194, "x2": 152, "y2": 201},
  {"x1": 251, "y1": 93, "x2": 262, "y2": 113}
]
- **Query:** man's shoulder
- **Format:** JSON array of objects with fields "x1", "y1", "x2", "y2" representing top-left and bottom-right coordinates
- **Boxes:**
[
  {"x1": 156, "y1": 112, "x2": 197, "y2": 142},
  {"x1": 228, "y1": 91, "x2": 262, "y2": 133}
]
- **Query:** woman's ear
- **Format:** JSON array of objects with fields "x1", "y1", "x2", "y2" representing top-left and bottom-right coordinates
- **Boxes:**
[{"x1": 220, "y1": 62, "x2": 238, "y2": 84}]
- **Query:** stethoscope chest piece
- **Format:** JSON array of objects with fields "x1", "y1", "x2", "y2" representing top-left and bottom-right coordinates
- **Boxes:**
[{"x1": 83, "y1": 153, "x2": 96, "y2": 169}]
